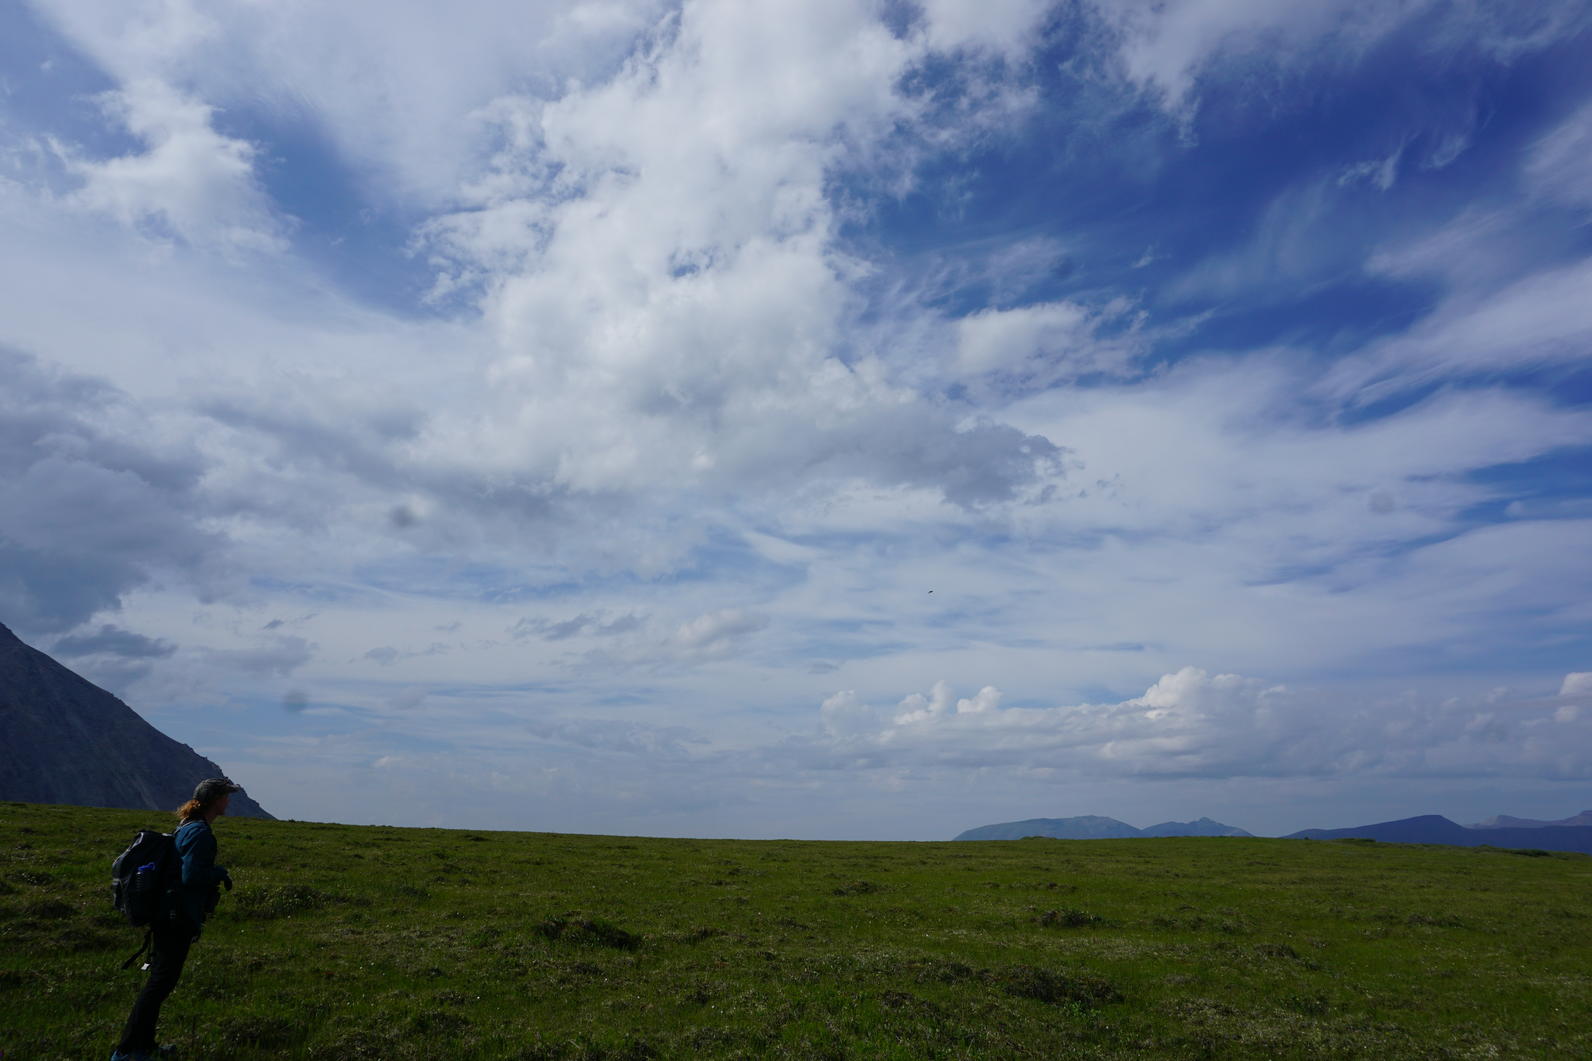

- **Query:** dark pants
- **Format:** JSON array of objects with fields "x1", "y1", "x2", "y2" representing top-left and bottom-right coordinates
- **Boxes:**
[{"x1": 117, "y1": 923, "x2": 194, "y2": 1053}]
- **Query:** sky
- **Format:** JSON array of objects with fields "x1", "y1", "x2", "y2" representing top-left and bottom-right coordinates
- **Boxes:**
[{"x1": 3, "y1": 0, "x2": 1591, "y2": 840}]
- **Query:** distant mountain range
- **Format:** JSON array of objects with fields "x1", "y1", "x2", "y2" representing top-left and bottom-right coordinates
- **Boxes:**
[
  {"x1": 955, "y1": 811, "x2": 1592, "y2": 853},
  {"x1": 1285, "y1": 815, "x2": 1592, "y2": 853},
  {"x1": 1466, "y1": 811, "x2": 1592, "y2": 830},
  {"x1": 954, "y1": 815, "x2": 1252, "y2": 841},
  {"x1": 0, "y1": 620, "x2": 271, "y2": 818}
]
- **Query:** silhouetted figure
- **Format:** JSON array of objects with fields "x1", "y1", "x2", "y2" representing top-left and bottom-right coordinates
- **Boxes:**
[{"x1": 112, "y1": 778, "x2": 238, "y2": 1061}]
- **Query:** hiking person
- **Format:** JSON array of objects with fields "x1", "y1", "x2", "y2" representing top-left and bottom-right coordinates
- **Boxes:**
[{"x1": 111, "y1": 778, "x2": 239, "y2": 1061}]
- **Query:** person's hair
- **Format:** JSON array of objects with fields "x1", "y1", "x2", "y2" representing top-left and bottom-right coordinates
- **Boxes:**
[{"x1": 175, "y1": 798, "x2": 206, "y2": 822}]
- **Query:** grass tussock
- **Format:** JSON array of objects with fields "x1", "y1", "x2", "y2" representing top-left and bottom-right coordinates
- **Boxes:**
[{"x1": 2, "y1": 801, "x2": 1590, "y2": 1059}]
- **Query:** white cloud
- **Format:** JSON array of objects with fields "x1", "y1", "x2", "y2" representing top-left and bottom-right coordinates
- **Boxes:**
[
  {"x1": 819, "y1": 689, "x2": 878, "y2": 738},
  {"x1": 29, "y1": 0, "x2": 672, "y2": 205},
  {"x1": 399, "y1": 0, "x2": 1067, "y2": 514},
  {"x1": 812, "y1": 667, "x2": 1592, "y2": 782},
  {"x1": 1101, "y1": 0, "x2": 1390, "y2": 114},
  {"x1": 672, "y1": 608, "x2": 770, "y2": 658},
  {"x1": 1338, "y1": 144, "x2": 1405, "y2": 191},
  {"x1": 64, "y1": 78, "x2": 286, "y2": 252},
  {"x1": 953, "y1": 300, "x2": 1136, "y2": 389},
  {"x1": 1327, "y1": 258, "x2": 1592, "y2": 403},
  {"x1": 918, "y1": 0, "x2": 1052, "y2": 60},
  {"x1": 1525, "y1": 100, "x2": 1592, "y2": 210},
  {"x1": 1100, "y1": 0, "x2": 1591, "y2": 118},
  {"x1": 893, "y1": 678, "x2": 954, "y2": 724}
]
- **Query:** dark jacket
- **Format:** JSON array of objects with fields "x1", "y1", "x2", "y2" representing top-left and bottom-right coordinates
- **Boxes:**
[{"x1": 171, "y1": 819, "x2": 230, "y2": 933}]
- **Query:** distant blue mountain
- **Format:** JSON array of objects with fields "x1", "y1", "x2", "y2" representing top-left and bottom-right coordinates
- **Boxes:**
[
  {"x1": 1285, "y1": 815, "x2": 1592, "y2": 854},
  {"x1": 1141, "y1": 817, "x2": 1253, "y2": 838},
  {"x1": 1467, "y1": 810, "x2": 1592, "y2": 829},
  {"x1": 954, "y1": 815, "x2": 1251, "y2": 841}
]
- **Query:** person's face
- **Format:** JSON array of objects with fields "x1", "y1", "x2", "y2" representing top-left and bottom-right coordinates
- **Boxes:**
[{"x1": 211, "y1": 793, "x2": 231, "y2": 819}]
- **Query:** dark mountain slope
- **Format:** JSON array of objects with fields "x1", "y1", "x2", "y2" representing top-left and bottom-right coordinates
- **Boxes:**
[{"x1": 0, "y1": 620, "x2": 271, "y2": 817}]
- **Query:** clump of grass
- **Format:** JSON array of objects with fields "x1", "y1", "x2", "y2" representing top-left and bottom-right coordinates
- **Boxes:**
[
  {"x1": 535, "y1": 914, "x2": 642, "y2": 950},
  {"x1": 231, "y1": 883, "x2": 339, "y2": 920},
  {"x1": 831, "y1": 880, "x2": 879, "y2": 896},
  {"x1": 19, "y1": 897, "x2": 76, "y2": 919},
  {"x1": 997, "y1": 964, "x2": 1123, "y2": 1007},
  {"x1": 1037, "y1": 906, "x2": 1105, "y2": 927},
  {"x1": 12, "y1": 870, "x2": 56, "y2": 886},
  {"x1": 214, "y1": 1013, "x2": 305, "y2": 1050}
]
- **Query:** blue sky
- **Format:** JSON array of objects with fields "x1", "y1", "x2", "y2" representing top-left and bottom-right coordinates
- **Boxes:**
[{"x1": 3, "y1": 0, "x2": 1591, "y2": 839}]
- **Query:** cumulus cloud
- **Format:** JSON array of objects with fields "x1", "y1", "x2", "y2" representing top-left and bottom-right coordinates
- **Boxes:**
[
  {"x1": 808, "y1": 667, "x2": 1592, "y2": 782},
  {"x1": 64, "y1": 78, "x2": 286, "y2": 252},
  {"x1": 8, "y1": 0, "x2": 1074, "y2": 591},
  {"x1": 893, "y1": 679, "x2": 1002, "y2": 724},
  {"x1": 393, "y1": 0, "x2": 1071, "y2": 518}
]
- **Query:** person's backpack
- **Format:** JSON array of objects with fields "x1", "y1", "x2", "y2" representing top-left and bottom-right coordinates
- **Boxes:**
[
  {"x1": 112, "y1": 828, "x2": 184, "y2": 970},
  {"x1": 112, "y1": 829, "x2": 178, "y2": 928}
]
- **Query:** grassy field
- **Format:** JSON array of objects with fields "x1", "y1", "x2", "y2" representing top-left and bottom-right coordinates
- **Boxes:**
[{"x1": 3, "y1": 802, "x2": 1590, "y2": 1059}]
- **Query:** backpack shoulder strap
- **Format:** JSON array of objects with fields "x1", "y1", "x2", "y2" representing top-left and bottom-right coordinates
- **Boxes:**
[{"x1": 120, "y1": 929, "x2": 152, "y2": 970}]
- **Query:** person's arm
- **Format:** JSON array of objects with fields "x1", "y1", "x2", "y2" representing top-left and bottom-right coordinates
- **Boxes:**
[{"x1": 179, "y1": 823, "x2": 229, "y2": 888}]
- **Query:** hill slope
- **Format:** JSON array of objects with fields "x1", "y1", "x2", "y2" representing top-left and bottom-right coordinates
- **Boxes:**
[
  {"x1": 5, "y1": 803, "x2": 1590, "y2": 1059},
  {"x1": 1141, "y1": 816, "x2": 1253, "y2": 838},
  {"x1": 1285, "y1": 814, "x2": 1592, "y2": 853},
  {"x1": 0, "y1": 621, "x2": 270, "y2": 817},
  {"x1": 1468, "y1": 810, "x2": 1592, "y2": 829},
  {"x1": 954, "y1": 815, "x2": 1250, "y2": 841}
]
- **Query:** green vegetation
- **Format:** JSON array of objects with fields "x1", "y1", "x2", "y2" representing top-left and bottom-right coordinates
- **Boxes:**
[{"x1": 4, "y1": 802, "x2": 1590, "y2": 1059}]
